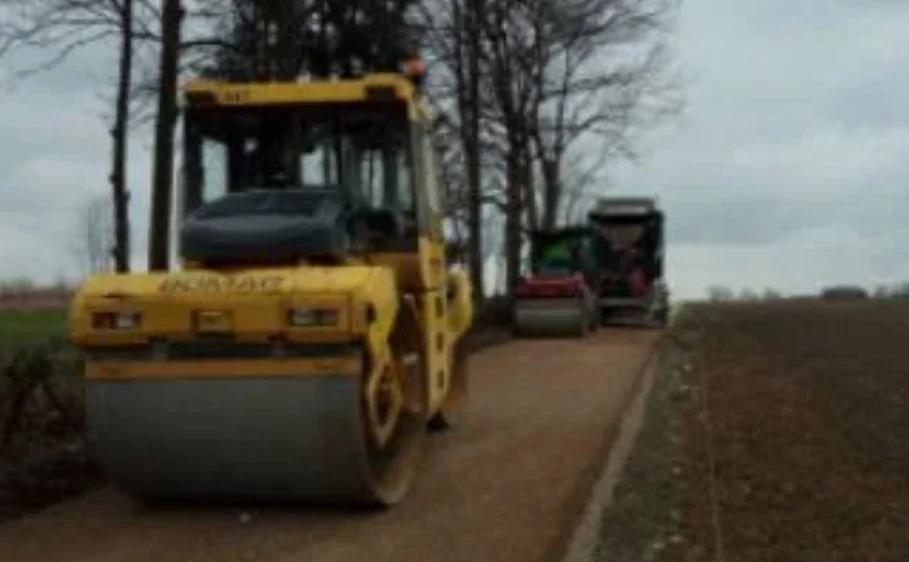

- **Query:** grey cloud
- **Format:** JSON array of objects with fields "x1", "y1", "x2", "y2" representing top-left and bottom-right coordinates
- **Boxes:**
[
  {"x1": 609, "y1": 0, "x2": 909, "y2": 296},
  {"x1": 1, "y1": 0, "x2": 909, "y2": 299},
  {"x1": 0, "y1": 39, "x2": 154, "y2": 280}
]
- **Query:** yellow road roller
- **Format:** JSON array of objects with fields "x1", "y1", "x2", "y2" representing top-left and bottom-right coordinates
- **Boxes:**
[{"x1": 68, "y1": 70, "x2": 474, "y2": 507}]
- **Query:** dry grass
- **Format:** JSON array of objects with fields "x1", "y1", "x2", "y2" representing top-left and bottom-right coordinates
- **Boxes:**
[
  {"x1": 0, "y1": 292, "x2": 95, "y2": 524},
  {"x1": 0, "y1": 287, "x2": 71, "y2": 313}
]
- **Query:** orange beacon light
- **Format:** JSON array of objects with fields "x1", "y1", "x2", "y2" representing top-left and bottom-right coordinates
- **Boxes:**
[{"x1": 402, "y1": 56, "x2": 426, "y2": 88}]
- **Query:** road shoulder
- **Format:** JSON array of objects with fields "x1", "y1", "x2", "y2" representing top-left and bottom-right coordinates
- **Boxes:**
[{"x1": 591, "y1": 314, "x2": 698, "y2": 562}]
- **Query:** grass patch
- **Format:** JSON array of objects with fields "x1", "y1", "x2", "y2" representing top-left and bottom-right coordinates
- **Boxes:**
[{"x1": 0, "y1": 309, "x2": 67, "y2": 342}]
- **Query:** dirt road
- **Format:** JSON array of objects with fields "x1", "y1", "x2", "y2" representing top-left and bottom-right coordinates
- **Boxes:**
[{"x1": 0, "y1": 328, "x2": 661, "y2": 562}]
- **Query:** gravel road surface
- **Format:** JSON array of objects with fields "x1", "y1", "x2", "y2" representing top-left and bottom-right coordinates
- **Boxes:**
[{"x1": 0, "y1": 328, "x2": 661, "y2": 562}]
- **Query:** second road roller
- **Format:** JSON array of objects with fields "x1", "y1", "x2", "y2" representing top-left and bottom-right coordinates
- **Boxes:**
[
  {"x1": 512, "y1": 197, "x2": 670, "y2": 336},
  {"x1": 68, "y1": 66, "x2": 474, "y2": 507},
  {"x1": 512, "y1": 226, "x2": 600, "y2": 337}
]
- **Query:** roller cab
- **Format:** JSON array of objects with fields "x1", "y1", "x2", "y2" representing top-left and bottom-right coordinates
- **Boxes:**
[{"x1": 69, "y1": 70, "x2": 473, "y2": 507}]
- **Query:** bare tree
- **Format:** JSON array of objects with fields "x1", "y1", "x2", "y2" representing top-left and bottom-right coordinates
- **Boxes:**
[
  {"x1": 892, "y1": 283, "x2": 909, "y2": 299},
  {"x1": 478, "y1": 0, "x2": 539, "y2": 294},
  {"x1": 739, "y1": 288, "x2": 759, "y2": 301},
  {"x1": 420, "y1": 0, "x2": 682, "y2": 298},
  {"x1": 147, "y1": 0, "x2": 183, "y2": 271},
  {"x1": 873, "y1": 285, "x2": 889, "y2": 299},
  {"x1": 72, "y1": 193, "x2": 115, "y2": 276},
  {"x1": 463, "y1": 0, "x2": 484, "y2": 301},
  {"x1": 707, "y1": 285, "x2": 734, "y2": 302},
  {"x1": 0, "y1": 0, "x2": 165, "y2": 272},
  {"x1": 559, "y1": 149, "x2": 610, "y2": 224},
  {"x1": 139, "y1": 0, "x2": 431, "y2": 269},
  {"x1": 3, "y1": 0, "x2": 682, "y2": 298},
  {"x1": 762, "y1": 288, "x2": 782, "y2": 300},
  {"x1": 421, "y1": 0, "x2": 518, "y2": 303},
  {"x1": 442, "y1": 0, "x2": 485, "y2": 303},
  {"x1": 0, "y1": 1, "x2": 263, "y2": 272},
  {"x1": 189, "y1": 0, "x2": 423, "y2": 82},
  {"x1": 524, "y1": 0, "x2": 682, "y2": 230},
  {"x1": 110, "y1": 0, "x2": 135, "y2": 272}
]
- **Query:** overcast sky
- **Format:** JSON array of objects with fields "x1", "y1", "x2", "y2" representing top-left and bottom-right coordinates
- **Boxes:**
[{"x1": 2, "y1": 0, "x2": 908, "y2": 299}]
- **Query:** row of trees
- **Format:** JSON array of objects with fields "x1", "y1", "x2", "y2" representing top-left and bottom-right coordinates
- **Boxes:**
[
  {"x1": 871, "y1": 284, "x2": 909, "y2": 299},
  {"x1": 707, "y1": 286, "x2": 784, "y2": 302},
  {"x1": 0, "y1": 0, "x2": 682, "y2": 303},
  {"x1": 708, "y1": 284, "x2": 909, "y2": 302}
]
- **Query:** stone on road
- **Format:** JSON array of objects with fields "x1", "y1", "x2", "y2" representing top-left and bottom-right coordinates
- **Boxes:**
[{"x1": 0, "y1": 329, "x2": 661, "y2": 562}]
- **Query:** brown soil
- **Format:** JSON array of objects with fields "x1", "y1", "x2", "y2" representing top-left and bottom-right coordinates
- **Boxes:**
[
  {"x1": 0, "y1": 291, "x2": 70, "y2": 312},
  {"x1": 676, "y1": 301, "x2": 909, "y2": 562},
  {"x1": 0, "y1": 328, "x2": 661, "y2": 562}
]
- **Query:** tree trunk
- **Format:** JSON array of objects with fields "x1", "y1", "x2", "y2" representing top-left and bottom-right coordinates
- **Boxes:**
[
  {"x1": 504, "y1": 147, "x2": 523, "y2": 297},
  {"x1": 109, "y1": 0, "x2": 133, "y2": 274},
  {"x1": 522, "y1": 147, "x2": 538, "y2": 233},
  {"x1": 147, "y1": 0, "x2": 183, "y2": 271},
  {"x1": 466, "y1": 0, "x2": 485, "y2": 305},
  {"x1": 541, "y1": 157, "x2": 560, "y2": 230}
]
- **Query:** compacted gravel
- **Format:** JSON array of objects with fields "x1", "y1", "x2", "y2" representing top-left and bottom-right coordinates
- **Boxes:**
[{"x1": 0, "y1": 328, "x2": 661, "y2": 562}]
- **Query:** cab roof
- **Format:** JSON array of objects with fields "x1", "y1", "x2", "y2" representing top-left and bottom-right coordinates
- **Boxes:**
[
  {"x1": 589, "y1": 197, "x2": 660, "y2": 218},
  {"x1": 184, "y1": 73, "x2": 417, "y2": 104},
  {"x1": 182, "y1": 73, "x2": 430, "y2": 120}
]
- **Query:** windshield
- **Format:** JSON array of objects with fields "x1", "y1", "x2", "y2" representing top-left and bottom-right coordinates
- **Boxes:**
[
  {"x1": 592, "y1": 222, "x2": 645, "y2": 250},
  {"x1": 181, "y1": 105, "x2": 414, "y2": 216},
  {"x1": 192, "y1": 189, "x2": 336, "y2": 219},
  {"x1": 534, "y1": 236, "x2": 584, "y2": 276}
]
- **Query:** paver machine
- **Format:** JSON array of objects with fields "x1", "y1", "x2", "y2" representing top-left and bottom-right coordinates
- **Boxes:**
[
  {"x1": 512, "y1": 226, "x2": 600, "y2": 337},
  {"x1": 587, "y1": 197, "x2": 669, "y2": 327},
  {"x1": 67, "y1": 68, "x2": 474, "y2": 507}
]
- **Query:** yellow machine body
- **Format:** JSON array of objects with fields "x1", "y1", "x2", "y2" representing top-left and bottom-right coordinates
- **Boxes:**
[
  {"x1": 71, "y1": 262, "x2": 473, "y2": 415},
  {"x1": 69, "y1": 72, "x2": 474, "y2": 507}
]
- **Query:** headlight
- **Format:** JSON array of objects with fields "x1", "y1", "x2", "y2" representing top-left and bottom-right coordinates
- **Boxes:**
[
  {"x1": 92, "y1": 311, "x2": 141, "y2": 330},
  {"x1": 287, "y1": 307, "x2": 338, "y2": 327}
]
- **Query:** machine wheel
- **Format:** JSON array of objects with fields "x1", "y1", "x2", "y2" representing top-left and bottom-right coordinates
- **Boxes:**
[
  {"x1": 358, "y1": 348, "x2": 429, "y2": 505},
  {"x1": 428, "y1": 339, "x2": 469, "y2": 431},
  {"x1": 86, "y1": 342, "x2": 428, "y2": 508},
  {"x1": 85, "y1": 301, "x2": 432, "y2": 507}
]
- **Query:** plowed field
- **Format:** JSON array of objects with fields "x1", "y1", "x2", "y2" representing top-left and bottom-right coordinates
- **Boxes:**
[{"x1": 676, "y1": 301, "x2": 909, "y2": 561}]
